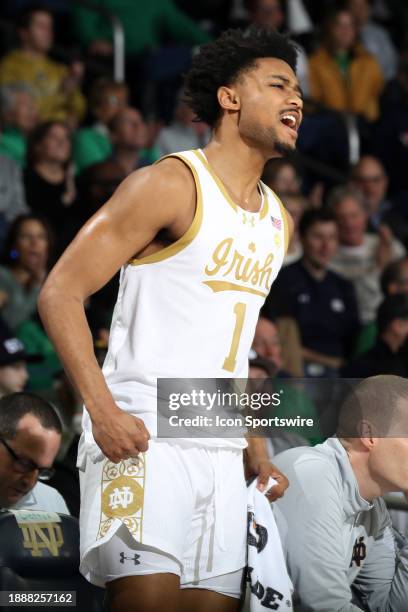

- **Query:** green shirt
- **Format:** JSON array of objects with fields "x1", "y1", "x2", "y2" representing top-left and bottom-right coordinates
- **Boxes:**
[
  {"x1": 71, "y1": 0, "x2": 210, "y2": 55},
  {"x1": 73, "y1": 126, "x2": 112, "y2": 174},
  {"x1": 17, "y1": 320, "x2": 62, "y2": 391},
  {"x1": 0, "y1": 127, "x2": 27, "y2": 166},
  {"x1": 335, "y1": 51, "x2": 351, "y2": 76}
]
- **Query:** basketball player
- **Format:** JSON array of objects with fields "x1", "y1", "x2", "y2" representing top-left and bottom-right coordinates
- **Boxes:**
[{"x1": 38, "y1": 27, "x2": 303, "y2": 612}]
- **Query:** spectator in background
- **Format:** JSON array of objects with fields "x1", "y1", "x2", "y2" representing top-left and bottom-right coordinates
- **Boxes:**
[
  {"x1": 109, "y1": 108, "x2": 150, "y2": 176},
  {"x1": 351, "y1": 155, "x2": 408, "y2": 247},
  {"x1": 0, "y1": 323, "x2": 41, "y2": 397},
  {"x1": 71, "y1": 0, "x2": 210, "y2": 119},
  {"x1": 346, "y1": 0, "x2": 397, "y2": 81},
  {"x1": 244, "y1": 0, "x2": 310, "y2": 95},
  {"x1": 0, "y1": 82, "x2": 38, "y2": 165},
  {"x1": 0, "y1": 392, "x2": 69, "y2": 513},
  {"x1": 0, "y1": 5, "x2": 86, "y2": 127},
  {"x1": 265, "y1": 209, "x2": 359, "y2": 377},
  {"x1": 309, "y1": 6, "x2": 384, "y2": 121},
  {"x1": 248, "y1": 354, "x2": 318, "y2": 452},
  {"x1": 252, "y1": 316, "x2": 287, "y2": 375},
  {"x1": 329, "y1": 186, "x2": 405, "y2": 324},
  {"x1": 262, "y1": 157, "x2": 301, "y2": 196},
  {"x1": 381, "y1": 257, "x2": 408, "y2": 296},
  {"x1": 73, "y1": 79, "x2": 129, "y2": 174},
  {"x1": 155, "y1": 92, "x2": 209, "y2": 157},
  {"x1": 280, "y1": 192, "x2": 307, "y2": 265},
  {"x1": 24, "y1": 121, "x2": 78, "y2": 254},
  {"x1": 250, "y1": 325, "x2": 322, "y2": 446},
  {"x1": 252, "y1": 315, "x2": 304, "y2": 378},
  {"x1": 0, "y1": 215, "x2": 52, "y2": 331},
  {"x1": 342, "y1": 294, "x2": 408, "y2": 377},
  {"x1": 354, "y1": 256, "x2": 408, "y2": 355},
  {"x1": 375, "y1": 49, "x2": 408, "y2": 195},
  {"x1": 77, "y1": 159, "x2": 126, "y2": 223},
  {"x1": 72, "y1": 0, "x2": 210, "y2": 60},
  {"x1": 0, "y1": 155, "x2": 28, "y2": 244}
]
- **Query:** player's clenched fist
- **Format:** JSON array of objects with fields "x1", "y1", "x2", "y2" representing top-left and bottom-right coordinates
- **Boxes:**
[{"x1": 92, "y1": 409, "x2": 150, "y2": 462}]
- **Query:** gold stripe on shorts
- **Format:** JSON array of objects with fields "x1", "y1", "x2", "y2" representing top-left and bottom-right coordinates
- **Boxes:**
[{"x1": 97, "y1": 455, "x2": 146, "y2": 542}]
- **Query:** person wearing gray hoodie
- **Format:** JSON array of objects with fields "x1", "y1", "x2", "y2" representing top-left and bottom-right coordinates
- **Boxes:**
[{"x1": 273, "y1": 375, "x2": 408, "y2": 611}]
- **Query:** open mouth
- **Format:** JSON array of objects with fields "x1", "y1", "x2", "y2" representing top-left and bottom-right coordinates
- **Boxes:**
[{"x1": 280, "y1": 113, "x2": 299, "y2": 134}]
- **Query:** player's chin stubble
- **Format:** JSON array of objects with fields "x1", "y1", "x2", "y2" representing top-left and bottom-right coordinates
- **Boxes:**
[
  {"x1": 245, "y1": 123, "x2": 296, "y2": 156},
  {"x1": 274, "y1": 138, "x2": 296, "y2": 156}
]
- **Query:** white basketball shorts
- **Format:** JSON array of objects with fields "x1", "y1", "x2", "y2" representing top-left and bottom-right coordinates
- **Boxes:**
[{"x1": 78, "y1": 438, "x2": 247, "y2": 591}]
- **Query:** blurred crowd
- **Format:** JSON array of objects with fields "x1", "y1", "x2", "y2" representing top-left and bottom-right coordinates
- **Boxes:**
[{"x1": 0, "y1": 0, "x2": 407, "y2": 516}]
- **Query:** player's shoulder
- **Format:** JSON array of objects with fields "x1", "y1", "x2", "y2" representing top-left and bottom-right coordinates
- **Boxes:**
[
  {"x1": 130, "y1": 155, "x2": 195, "y2": 189},
  {"x1": 102, "y1": 155, "x2": 197, "y2": 230},
  {"x1": 117, "y1": 156, "x2": 196, "y2": 208}
]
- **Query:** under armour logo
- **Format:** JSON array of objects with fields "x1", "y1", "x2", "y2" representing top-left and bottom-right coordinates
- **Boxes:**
[
  {"x1": 108, "y1": 486, "x2": 134, "y2": 510},
  {"x1": 350, "y1": 536, "x2": 366, "y2": 567},
  {"x1": 119, "y1": 552, "x2": 140, "y2": 565}
]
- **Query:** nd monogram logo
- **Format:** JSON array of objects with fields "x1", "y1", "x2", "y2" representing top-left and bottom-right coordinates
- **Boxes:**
[
  {"x1": 19, "y1": 522, "x2": 64, "y2": 557},
  {"x1": 102, "y1": 475, "x2": 144, "y2": 519},
  {"x1": 350, "y1": 536, "x2": 366, "y2": 567},
  {"x1": 109, "y1": 486, "x2": 134, "y2": 510}
]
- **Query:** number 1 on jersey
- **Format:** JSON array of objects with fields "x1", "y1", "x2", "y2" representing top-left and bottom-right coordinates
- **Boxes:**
[{"x1": 223, "y1": 302, "x2": 247, "y2": 372}]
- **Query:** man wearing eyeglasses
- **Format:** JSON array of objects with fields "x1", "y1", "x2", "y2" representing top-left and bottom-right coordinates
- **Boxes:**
[
  {"x1": 0, "y1": 392, "x2": 69, "y2": 513},
  {"x1": 350, "y1": 155, "x2": 408, "y2": 248}
]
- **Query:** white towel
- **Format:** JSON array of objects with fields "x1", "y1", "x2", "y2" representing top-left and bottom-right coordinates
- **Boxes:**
[{"x1": 247, "y1": 477, "x2": 293, "y2": 610}]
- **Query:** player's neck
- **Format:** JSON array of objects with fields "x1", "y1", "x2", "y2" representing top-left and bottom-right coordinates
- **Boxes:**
[{"x1": 203, "y1": 137, "x2": 267, "y2": 210}]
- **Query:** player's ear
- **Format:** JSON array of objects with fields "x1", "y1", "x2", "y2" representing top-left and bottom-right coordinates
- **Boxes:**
[{"x1": 217, "y1": 86, "x2": 241, "y2": 112}]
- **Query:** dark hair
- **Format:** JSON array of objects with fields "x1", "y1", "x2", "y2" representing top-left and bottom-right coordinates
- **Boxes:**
[
  {"x1": 298, "y1": 209, "x2": 336, "y2": 238},
  {"x1": 321, "y1": 4, "x2": 354, "y2": 51},
  {"x1": 26, "y1": 121, "x2": 71, "y2": 168},
  {"x1": 1, "y1": 214, "x2": 54, "y2": 268},
  {"x1": 380, "y1": 257, "x2": 408, "y2": 295},
  {"x1": 0, "y1": 392, "x2": 62, "y2": 440},
  {"x1": 183, "y1": 26, "x2": 298, "y2": 127},
  {"x1": 377, "y1": 294, "x2": 408, "y2": 334},
  {"x1": 17, "y1": 3, "x2": 52, "y2": 29}
]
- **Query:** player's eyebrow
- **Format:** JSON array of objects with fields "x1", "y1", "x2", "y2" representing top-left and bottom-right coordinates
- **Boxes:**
[{"x1": 266, "y1": 74, "x2": 304, "y2": 99}]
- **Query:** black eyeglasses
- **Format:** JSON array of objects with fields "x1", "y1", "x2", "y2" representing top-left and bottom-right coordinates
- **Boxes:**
[{"x1": 0, "y1": 438, "x2": 55, "y2": 481}]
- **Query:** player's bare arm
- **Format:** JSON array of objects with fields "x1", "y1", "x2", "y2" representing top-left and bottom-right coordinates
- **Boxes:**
[{"x1": 38, "y1": 158, "x2": 196, "y2": 462}]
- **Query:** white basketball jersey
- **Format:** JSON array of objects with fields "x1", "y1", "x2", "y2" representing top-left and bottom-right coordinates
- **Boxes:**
[{"x1": 82, "y1": 149, "x2": 289, "y2": 448}]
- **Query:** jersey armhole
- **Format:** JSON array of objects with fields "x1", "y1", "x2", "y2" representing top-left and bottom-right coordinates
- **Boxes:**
[{"x1": 128, "y1": 153, "x2": 203, "y2": 266}]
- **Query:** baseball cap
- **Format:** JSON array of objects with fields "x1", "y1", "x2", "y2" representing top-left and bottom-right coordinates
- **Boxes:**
[{"x1": 0, "y1": 323, "x2": 42, "y2": 367}]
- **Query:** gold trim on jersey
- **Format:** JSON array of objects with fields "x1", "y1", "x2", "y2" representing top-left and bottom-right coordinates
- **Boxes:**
[
  {"x1": 258, "y1": 182, "x2": 270, "y2": 220},
  {"x1": 193, "y1": 149, "x2": 269, "y2": 219},
  {"x1": 260, "y1": 181, "x2": 290, "y2": 254},
  {"x1": 128, "y1": 154, "x2": 203, "y2": 266},
  {"x1": 275, "y1": 194, "x2": 290, "y2": 255},
  {"x1": 203, "y1": 280, "x2": 268, "y2": 298}
]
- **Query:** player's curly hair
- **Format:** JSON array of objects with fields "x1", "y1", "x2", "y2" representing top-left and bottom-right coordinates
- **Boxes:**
[{"x1": 184, "y1": 27, "x2": 298, "y2": 128}]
